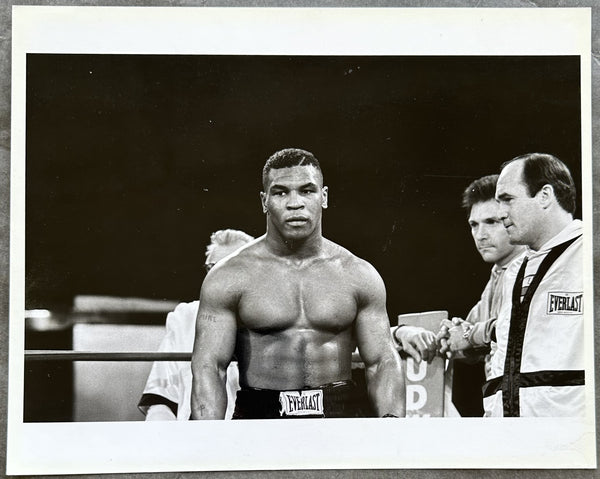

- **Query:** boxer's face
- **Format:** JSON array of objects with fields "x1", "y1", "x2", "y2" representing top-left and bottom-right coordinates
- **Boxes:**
[
  {"x1": 260, "y1": 165, "x2": 328, "y2": 241},
  {"x1": 468, "y1": 199, "x2": 517, "y2": 266},
  {"x1": 496, "y1": 160, "x2": 542, "y2": 247}
]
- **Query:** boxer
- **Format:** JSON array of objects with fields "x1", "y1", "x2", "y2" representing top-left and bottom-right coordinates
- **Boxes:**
[{"x1": 191, "y1": 148, "x2": 405, "y2": 419}]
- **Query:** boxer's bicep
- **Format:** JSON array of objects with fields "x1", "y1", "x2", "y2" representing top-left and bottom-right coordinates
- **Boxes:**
[
  {"x1": 353, "y1": 263, "x2": 405, "y2": 417},
  {"x1": 354, "y1": 266, "x2": 396, "y2": 368},
  {"x1": 192, "y1": 277, "x2": 237, "y2": 372},
  {"x1": 356, "y1": 313, "x2": 397, "y2": 368}
]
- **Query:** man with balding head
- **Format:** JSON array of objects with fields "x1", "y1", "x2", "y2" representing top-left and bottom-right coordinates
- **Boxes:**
[{"x1": 483, "y1": 153, "x2": 584, "y2": 417}]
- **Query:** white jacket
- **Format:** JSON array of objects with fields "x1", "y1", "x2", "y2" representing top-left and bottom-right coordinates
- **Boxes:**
[{"x1": 483, "y1": 220, "x2": 585, "y2": 417}]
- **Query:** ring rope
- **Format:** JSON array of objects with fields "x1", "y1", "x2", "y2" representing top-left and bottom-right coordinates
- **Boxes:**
[
  {"x1": 24, "y1": 350, "x2": 366, "y2": 363},
  {"x1": 24, "y1": 350, "x2": 192, "y2": 361}
]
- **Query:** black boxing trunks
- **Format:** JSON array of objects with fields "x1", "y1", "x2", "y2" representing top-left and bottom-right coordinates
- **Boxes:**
[{"x1": 232, "y1": 380, "x2": 366, "y2": 419}]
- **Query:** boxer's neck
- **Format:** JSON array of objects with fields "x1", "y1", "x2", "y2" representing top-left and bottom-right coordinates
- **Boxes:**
[{"x1": 265, "y1": 230, "x2": 324, "y2": 259}]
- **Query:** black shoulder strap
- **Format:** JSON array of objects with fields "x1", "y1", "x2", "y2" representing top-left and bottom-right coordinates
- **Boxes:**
[
  {"x1": 502, "y1": 233, "x2": 582, "y2": 417},
  {"x1": 520, "y1": 234, "x2": 581, "y2": 306}
]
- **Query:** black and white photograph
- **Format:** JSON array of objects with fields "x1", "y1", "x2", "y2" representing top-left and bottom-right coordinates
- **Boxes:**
[{"x1": 7, "y1": 6, "x2": 596, "y2": 475}]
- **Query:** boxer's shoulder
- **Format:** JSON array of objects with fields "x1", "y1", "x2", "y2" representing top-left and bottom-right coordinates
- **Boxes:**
[
  {"x1": 320, "y1": 240, "x2": 384, "y2": 295},
  {"x1": 201, "y1": 240, "x2": 272, "y2": 297},
  {"x1": 323, "y1": 239, "x2": 380, "y2": 276},
  {"x1": 206, "y1": 241, "x2": 261, "y2": 274}
]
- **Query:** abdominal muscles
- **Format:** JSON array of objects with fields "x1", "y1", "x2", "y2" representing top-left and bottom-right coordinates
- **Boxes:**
[{"x1": 236, "y1": 326, "x2": 354, "y2": 390}]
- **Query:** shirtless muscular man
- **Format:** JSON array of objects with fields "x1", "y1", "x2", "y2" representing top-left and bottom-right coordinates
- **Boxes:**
[{"x1": 190, "y1": 148, "x2": 405, "y2": 419}]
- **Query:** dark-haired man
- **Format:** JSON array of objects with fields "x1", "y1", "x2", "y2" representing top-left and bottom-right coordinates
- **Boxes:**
[
  {"x1": 484, "y1": 153, "x2": 584, "y2": 417},
  {"x1": 191, "y1": 148, "x2": 404, "y2": 419},
  {"x1": 439, "y1": 175, "x2": 524, "y2": 374},
  {"x1": 434, "y1": 174, "x2": 524, "y2": 416}
]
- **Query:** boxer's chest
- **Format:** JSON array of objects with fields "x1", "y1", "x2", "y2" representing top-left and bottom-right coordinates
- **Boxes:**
[{"x1": 238, "y1": 264, "x2": 358, "y2": 333}]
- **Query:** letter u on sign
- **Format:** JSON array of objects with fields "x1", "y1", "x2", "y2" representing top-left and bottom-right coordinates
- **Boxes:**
[{"x1": 406, "y1": 357, "x2": 427, "y2": 381}]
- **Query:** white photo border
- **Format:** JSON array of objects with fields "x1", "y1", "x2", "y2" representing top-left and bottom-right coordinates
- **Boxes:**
[{"x1": 8, "y1": 6, "x2": 596, "y2": 475}]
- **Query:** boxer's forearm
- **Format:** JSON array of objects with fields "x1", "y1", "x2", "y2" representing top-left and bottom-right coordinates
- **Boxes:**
[
  {"x1": 191, "y1": 368, "x2": 228, "y2": 420},
  {"x1": 365, "y1": 355, "x2": 406, "y2": 418}
]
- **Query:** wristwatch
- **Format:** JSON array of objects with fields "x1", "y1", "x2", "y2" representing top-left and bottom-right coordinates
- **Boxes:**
[{"x1": 462, "y1": 322, "x2": 475, "y2": 345}]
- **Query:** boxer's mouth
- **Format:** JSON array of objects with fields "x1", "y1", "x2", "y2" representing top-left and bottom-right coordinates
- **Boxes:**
[{"x1": 286, "y1": 216, "x2": 309, "y2": 225}]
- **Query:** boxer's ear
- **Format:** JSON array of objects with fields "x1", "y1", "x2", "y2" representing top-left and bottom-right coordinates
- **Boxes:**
[
  {"x1": 260, "y1": 191, "x2": 268, "y2": 214},
  {"x1": 321, "y1": 186, "x2": 328, "y2": 209}
]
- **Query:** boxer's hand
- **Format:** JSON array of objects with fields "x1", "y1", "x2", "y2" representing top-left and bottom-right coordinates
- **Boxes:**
[{"x1": 394, "y1": 325, "x2": 437, "y2": 363}]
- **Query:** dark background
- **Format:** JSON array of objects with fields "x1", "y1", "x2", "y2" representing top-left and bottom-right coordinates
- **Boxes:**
[
  {"x1": 24, "y1": 55, "x2": 582, "y2": 417},
  {"x1": 25, "y1": 54, "x2": 582, "y2": 314}
]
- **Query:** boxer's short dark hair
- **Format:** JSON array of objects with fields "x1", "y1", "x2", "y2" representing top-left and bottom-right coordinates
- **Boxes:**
[{"x1": 262, "y1": 148, "x2": 322, "y2": 189}]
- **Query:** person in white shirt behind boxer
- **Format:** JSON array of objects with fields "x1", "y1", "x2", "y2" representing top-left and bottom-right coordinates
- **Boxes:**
[
  {"x1": 483, "y1": 152, "x2": 585, "y2": 417},
  {"x1": 191, "y1": 148, "x2": 405, "y2": 419},
  {"x1": 138, "y1": 229, "x2": 254, "y2": 420}
]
